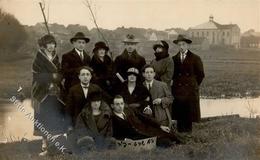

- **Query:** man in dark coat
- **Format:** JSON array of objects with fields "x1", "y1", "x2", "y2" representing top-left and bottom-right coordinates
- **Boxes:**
[
  {"x1": 111, "y1": 95, "x2": 185, "y2": 145},
  {"x1": 66, "y1": 66, "x2": 111, "y2": 128},
  {"x1": 61, "y1": 32, "x2": 91, "y2": 96},
  {"x1": 114, "y1": 34, "x2": 146, "y2": 82},
  {"x1": 171, "y1": 35, "x2": 205, "y2": 133}
]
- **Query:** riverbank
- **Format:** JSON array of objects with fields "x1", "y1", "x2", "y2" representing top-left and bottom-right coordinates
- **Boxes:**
[{"x1": 0, "y1": 116, "x2": 259, "y2": 160}]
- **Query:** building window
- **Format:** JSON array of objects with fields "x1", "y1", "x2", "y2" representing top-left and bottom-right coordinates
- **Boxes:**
[
  {"x1": 197, "y1": 32, "x2": 199, "y2": 37},
  {"x1": 207, "y1": 32, "x2": 209, "y2": 36},
  {"x1": 223, "y1": 32, "x2": 225, "y2": 36},
  {"x1": 227, "y1": 32, "x2": 229, "y2": 37},
  {"x1": 202, "y1": 32, "x2": 204, "y2": 37}
]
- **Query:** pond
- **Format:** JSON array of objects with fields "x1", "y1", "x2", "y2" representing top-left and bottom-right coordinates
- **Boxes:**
[{"x1": 0, "y1": 97, "x2": 259, "y2": 142}]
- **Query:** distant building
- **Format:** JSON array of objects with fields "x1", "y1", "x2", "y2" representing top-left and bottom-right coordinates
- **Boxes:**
[
  {"x1": 165, "y1": 28, "x2": 187, "y2": 40},
  {"x1": 149, "y1": 32, "x2": 158, "y2": 41},
  {"x1": 190, "y1": 37, "x2": 210, "y2": 50},
  {"x1": 241, "y1": 30, "x2": 260, "y2": 48},
  {"x1": 188, "y1": 16, "x2": 240, "y2": 48}
]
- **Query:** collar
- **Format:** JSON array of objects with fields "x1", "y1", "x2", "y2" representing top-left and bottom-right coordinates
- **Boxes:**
[
  {"x1": 114, "y1": 111, "x2": 125, "y2": 119},
  {"x1": 75, "y1": 48, "x2": 83, "y2": 55},
  {"x1": 81, "y1": 83, "x2": 89, "y2": 88},
  {"x1": 181, "y1": 50, "x2": 188, "y2": 55},
  {"x1": 145, "y1": 80, "x2": 154, "y2": 86}
]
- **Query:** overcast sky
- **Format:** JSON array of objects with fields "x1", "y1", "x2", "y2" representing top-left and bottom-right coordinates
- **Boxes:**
[{"x1": 0, "y1": 0, "x2": 259, "y2": 32}]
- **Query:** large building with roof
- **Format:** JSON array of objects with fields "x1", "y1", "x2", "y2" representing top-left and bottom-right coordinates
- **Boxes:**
[{"x1": 187, "y1": 16, "x2": 240, "y2": 48}]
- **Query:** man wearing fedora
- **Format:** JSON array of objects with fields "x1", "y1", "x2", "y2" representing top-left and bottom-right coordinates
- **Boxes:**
[
  {"x1": 171, "y1": 35, "x2": 205, "y2": 133},
  {"x1": 61, "y1": 32, "x2": 91, "y2": 96},
  {"x1": 114, "y1": 34, "x2": 146, "y2": 83}
]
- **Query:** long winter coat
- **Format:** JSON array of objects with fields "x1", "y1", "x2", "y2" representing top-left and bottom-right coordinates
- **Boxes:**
[
  {"x1": 171, "y1": 50, "x2": 205, "y2": 123},
  {"x1": 32, "y1": 49, "x2": 65, "y2": 136}
]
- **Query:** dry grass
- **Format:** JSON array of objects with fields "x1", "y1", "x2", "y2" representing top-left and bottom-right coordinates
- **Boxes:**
[{"x1": 0, "y1": 117, "x2": 259, "y2": 160}]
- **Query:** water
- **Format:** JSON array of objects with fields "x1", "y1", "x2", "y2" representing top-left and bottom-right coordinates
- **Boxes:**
[{"x1": 0, "y1": 97, "x2": 259, "y2": 142}]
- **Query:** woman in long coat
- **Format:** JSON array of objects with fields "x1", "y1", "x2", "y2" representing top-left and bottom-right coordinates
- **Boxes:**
[
  {"x1": 150, "y1": 41, "x2": 174, "y2": 89},
  {"x1": 90, "y1": 41, "x2": 114, "y2": 94},
  {"x1": 32, "y1": 34, "x2": 67, "y2": 155}
]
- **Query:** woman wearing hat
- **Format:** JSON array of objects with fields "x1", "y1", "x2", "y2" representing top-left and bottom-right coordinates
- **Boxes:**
[
  {"x1": 74, "y1": 91, "x2": 114, "y2": 151},
  {"x1": 150, "y1": 40, "x2": 174, "y2": 89},
  {"x1": 114, "y1": 67, "x2": 151, "y2": 114},
  {"x1": 32, "y1": 34, "x2": 67, "y2": 156},
  {"x1": 90, "y1": 41, "x2": 114, "y2": 94}
]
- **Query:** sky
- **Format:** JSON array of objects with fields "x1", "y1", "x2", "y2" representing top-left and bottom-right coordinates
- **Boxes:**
[{"x1": 0, "y1": 0, "x2": 259, "y2": 32}]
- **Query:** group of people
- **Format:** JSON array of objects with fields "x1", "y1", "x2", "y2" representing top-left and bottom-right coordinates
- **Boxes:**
[{"x1": 31, "y1": 32, "x2": 205, "y2": 155}]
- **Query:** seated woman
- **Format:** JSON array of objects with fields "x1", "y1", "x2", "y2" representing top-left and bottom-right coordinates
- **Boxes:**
[
  {"x1": 74, "y1": 91, "x2": 114, "y2": 151},
  {"x1": 114, "y1": 67, "x2": 152, "y2": 114}
]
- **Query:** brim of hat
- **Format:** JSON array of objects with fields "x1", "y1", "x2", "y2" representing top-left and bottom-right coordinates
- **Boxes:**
[
  {"x1": 70, "y1": 37, "x2": 90, "y2": 43},
  {"x1": 173, "y1": 39, "x2": 192, "y2": 44},
  {"x1": 127, "y1": 72, "x2": 139, "y2": 76},
  {"x1": 153, "y1": 44, "x2": 164, "y2": 51},
  {"x1": 92, "y1": 46, "x2": 109, "y2": 53}
]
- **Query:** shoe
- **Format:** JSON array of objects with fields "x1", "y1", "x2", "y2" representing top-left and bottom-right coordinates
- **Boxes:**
[{"x1": 39, "y1": 150, "x2": 48, "y2": 156}]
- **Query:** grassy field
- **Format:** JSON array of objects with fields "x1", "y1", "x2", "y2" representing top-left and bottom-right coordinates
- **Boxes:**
[
  {"x1": 0, "y1": 117, "x2": 259, "y2": 160},
  {"x1": 0, "y1": 46, "x2": 260, "y2": 99}
]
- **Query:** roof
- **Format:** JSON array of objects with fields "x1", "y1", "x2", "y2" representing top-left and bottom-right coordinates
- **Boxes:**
[{"x1": 190, "y1": 20, "x2": 238, "y2": 30}]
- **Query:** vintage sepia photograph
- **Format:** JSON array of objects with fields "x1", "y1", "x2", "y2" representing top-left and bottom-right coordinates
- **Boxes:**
[{"x1": 0, "y1": 0, "x2": 260, "y2": 159}]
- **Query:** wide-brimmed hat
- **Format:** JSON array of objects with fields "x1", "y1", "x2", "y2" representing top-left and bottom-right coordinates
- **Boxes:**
[
  {"x1": 122, "y1": 34, "x2": 139, "y2": 44},
  {"x1": 92, "y1": 41, "x2": 109, "y2": 53},
  {"x1": 70, "y1": 32, "x2": 90, "y2": 44},
  {"x1": 38, "y1": 34, "x2": 56, "y2": 47},
  {"x1": 153, "y1": 40, "x2": 169, "y2": 51},
  {"x1": 173, "y1": 34, "x2": 192, "y2": 44},
  {"x1": 127, "y1": 67, "x2": 139, "y2": 76}
]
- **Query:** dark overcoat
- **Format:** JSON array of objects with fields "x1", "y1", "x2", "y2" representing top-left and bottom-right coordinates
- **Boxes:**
[
  {"x1": 66, "y1": 83, "x2": 111, "y2": 126},
  {"x1": 171, "y1": 50, "x2": 205, "y2": 123},
  {"x1": 114, "y1": 49, "x2": 146, "y2": 80},
  {"x1": 111, "y1": 108, "x2": 183, "y2": 144},
  {"x1": 75, "y1": 101, "x2": 113, "y2": 138},
  {"x1": 31, "y1": 49, "x2": 63, "y2": 136},
  {"x1": 90, "y1": 54, "x2": 114, "y2": 94},
  {"x1": 61, "y1": 49, "x2": 91, "y2": 93},
  {"x1": 114, "y1": 82, "x2": 151, "y2": 113}
]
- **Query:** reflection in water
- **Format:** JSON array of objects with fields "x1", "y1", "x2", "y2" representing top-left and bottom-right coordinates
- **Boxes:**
[
  {"x1": 200, "y1": 97, "x2": 260, "y2": 118},
  {"x1": 0, "y1": 97, "x2": 259, "y2": 142}
]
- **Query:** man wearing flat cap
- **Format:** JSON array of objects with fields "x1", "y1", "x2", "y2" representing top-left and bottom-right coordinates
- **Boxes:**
[
  {"x1": 114, "y1": 34, "x2": 146, "y2": 83},
  {"x1": 61, "y1": 32, "x2": 91, "y2": 97},
  {"x1": 150, "y1": 40, "x2": 174, "y2": 89},
  {"x1": 171, "y1": 35, "x2": 205, "y2": 133}
]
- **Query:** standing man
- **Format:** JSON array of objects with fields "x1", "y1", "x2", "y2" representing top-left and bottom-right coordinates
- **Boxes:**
[
  {"x1": 61, "y1": 32, "x2": 91, "y2": 96},
  {"x1": 114, "y1": 34, "x2": 146, "y2": 82},
  {"x1": 171, "y1": 35, "x2": 205, "y2": 133}
]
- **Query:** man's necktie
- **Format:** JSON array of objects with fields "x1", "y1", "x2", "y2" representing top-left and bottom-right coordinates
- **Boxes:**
[{"x1": 80, "y1": 52, "x2": 84, "y2": 61}]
